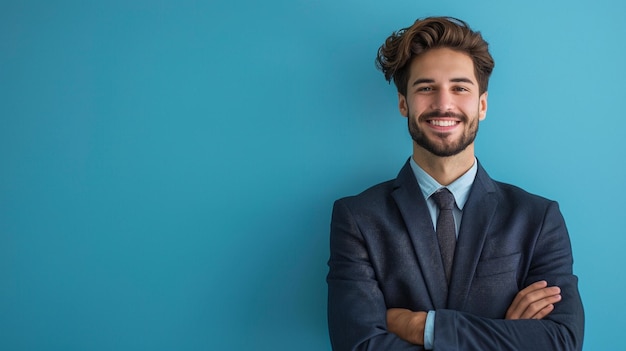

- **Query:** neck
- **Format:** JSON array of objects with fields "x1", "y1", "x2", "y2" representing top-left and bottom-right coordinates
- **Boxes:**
[{"x1": 412, "y1": 143, "x2": 476, "y2": 186}]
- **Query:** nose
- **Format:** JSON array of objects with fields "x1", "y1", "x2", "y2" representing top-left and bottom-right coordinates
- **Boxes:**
[{"x1": 431, "y1": 90, "x2": 454, "y2": 111}]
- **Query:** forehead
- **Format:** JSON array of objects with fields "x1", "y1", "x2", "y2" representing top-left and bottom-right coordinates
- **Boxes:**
[{"x1": 409, "y1": 48, "x2": 477, "y2": 82}]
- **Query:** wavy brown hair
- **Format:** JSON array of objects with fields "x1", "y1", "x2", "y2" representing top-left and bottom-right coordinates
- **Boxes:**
[{"x1": 375, "y1": 17, "x2": 494, "y2": 96}]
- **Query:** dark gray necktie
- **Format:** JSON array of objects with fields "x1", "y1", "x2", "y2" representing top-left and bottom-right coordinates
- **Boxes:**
[{"x1": 431, "y1": 188, "x2": 456, "y2": 284}]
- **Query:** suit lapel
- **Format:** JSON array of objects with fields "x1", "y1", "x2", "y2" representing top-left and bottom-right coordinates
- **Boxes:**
[
  {"x1": 391, "y1": 161, "x2": 449, "y2": 309},
  {"x1": 447, "y1": 163, "x2": 499, "y2": 310}
]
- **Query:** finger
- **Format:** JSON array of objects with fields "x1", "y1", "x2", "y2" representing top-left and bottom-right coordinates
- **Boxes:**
[
  {"x1": 520, "y1": 294, "x2": 562, "y2": 319},
  {"x1": 516, "y1": 281, "x2": 549, "y2": 301},
  {"x1": 507, "y1": 283, "x2": 561, "y2": 320},
  {"x1": 513, "y1": 292, "x2": 561, "y2": 320},
  {"x1": 509, "y1": 281, "x2": 548, "y2": 311},
  {"x1": 531, "y1": 303, "x2": 555, "y2": 320},
  {"x1": 507, "y1": 281, "x2": 548, "y2": 319},
  {"x1": 515, "y1": 288, "x2": 561, "y2": 319},
  {"x1": 522, "y1": 286, "x2": 561, "y2": 305}
]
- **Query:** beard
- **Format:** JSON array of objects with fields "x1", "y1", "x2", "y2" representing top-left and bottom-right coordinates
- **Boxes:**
[{"x1": 408, "y1": 109, "x2": 479, "y2": 157}]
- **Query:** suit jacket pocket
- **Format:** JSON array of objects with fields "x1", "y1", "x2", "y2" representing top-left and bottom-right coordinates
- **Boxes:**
[{"x1": 475, "y1": 252, "x2": 521, "y2": 277}]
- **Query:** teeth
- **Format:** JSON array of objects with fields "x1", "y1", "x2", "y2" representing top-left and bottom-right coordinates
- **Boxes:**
[{"x1": 429, "y1": 120, "x2": 458, "y2": 127}]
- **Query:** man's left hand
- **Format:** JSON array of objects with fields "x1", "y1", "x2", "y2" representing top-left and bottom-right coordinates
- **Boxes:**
[{"x1": 505, "y1": 280, "x2": 561, "y2": 320}]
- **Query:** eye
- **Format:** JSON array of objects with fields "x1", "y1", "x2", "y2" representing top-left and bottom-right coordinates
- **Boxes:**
[
  {"x1": 452, "y1": 86, "x2": 469, "y2": 92},
  {"x1": 417, "y1": 86, "x2": 433, "y2": 92}
]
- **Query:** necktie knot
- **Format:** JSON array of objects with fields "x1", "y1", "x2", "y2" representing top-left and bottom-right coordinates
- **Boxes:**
[{"x1": 432, "y1": 188, "x2": 455, "y2": 210}]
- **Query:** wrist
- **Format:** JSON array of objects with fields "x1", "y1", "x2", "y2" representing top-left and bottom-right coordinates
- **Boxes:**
[{"x1": 407, "y1": 311, "x2": 427, "y2": 345}]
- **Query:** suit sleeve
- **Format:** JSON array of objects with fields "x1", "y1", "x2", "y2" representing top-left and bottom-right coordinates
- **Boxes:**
[
  {"x1": 433, "y1": 201, "x2": 585, "y2": 350},
  {"x1": 327, "y1": 199, "x2": 424, "y2": 351}
]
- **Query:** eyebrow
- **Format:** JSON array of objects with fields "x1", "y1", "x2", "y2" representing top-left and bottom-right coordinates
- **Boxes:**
[
  {"x1": 450, "y1": 78, "x2": 475, "y2": 85},
  {"x1": 411, "y1": 77, "x2": 475, "y2": 86}
]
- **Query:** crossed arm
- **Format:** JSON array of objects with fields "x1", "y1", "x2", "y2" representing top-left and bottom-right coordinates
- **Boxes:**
[
  {"x1": 328, "y1": 199, "x2": 584, "y2": 350},
  {"x1": 386, "y1": 280, "x2": 562, "y2": 345}
]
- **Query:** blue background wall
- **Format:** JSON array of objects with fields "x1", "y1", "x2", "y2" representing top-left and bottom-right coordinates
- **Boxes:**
[{"x1": 1, "y1": 0, "x2": 624, "y2": 350}]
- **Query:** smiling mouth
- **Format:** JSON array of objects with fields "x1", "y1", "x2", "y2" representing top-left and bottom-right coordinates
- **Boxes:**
[{"x1": 428, "y1": 120, "x2": 459, "y2": 127}]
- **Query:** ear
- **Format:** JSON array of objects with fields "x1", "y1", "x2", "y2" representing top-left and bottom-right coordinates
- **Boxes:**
[
  {"x1": 398, "y1": 93, "x2": 408, "y2": 117},
  {"x1": 478, "y1": 91, "x2": 488, "y2": 121}
]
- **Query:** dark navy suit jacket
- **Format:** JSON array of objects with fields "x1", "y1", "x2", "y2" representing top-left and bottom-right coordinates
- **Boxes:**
[{"x1": 327, "y1": 161, "x2": 584, "y2": 350}]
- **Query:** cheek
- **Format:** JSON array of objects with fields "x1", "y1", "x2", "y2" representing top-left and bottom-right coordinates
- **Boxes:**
[
  {"x1": 409, "y1": 99, "x2": 430, "y2": 115},
  {"x1": 458, "y1": 97, "x2": 482, "y2": 114}
]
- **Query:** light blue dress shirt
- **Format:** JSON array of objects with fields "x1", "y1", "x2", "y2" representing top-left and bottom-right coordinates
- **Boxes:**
[{"x1": 409, "y1": 157, "x2": 478, "y2": 350}]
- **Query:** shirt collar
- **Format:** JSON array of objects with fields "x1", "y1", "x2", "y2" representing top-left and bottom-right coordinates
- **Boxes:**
[{"x1": 409, "y1": 157, "x2": 478, "y2": 210}]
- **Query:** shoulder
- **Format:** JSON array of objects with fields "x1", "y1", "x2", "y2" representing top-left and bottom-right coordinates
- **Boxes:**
[
  {"x1": 494, "y1": 180, "x2": 552, "y2": 202},
  {"x1": 334, "y1": 160, "x2": 415, "y2": 210},
  {"x1": 476, "y1": 162, "x2": 557, "y2": 210},
  {"x1": 489, "y1": 179, "x2": 560, "y2": 218},
  {"x1": 334, "y1": 179, "x2": 396, "y2": 210}
]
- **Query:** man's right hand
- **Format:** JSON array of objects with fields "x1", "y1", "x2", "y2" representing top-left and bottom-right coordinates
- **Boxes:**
[
  {"x1": 505, "y1": 280, "x2": 562, "y2": 320},
  {"x1": 386, "y1": 308, "x2": 427, "y2": 345}
]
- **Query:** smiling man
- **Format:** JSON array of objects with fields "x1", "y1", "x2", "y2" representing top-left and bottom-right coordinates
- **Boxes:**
[{"x1": 327, "y1": 17, "x2": 584, "y2": 350}]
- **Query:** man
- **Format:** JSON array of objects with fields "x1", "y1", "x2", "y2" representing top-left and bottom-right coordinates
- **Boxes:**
[{"x1": 326, "y1": 17, "x2": 584, "y2": 350}]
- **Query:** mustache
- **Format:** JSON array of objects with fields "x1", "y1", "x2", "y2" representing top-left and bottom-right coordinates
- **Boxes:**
[{"x1": 419, "y1": 110, "x2": 466, "y2": 120}]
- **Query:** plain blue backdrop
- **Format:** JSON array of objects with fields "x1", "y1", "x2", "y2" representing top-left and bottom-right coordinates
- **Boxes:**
[{"x1": 1, "y1": 0, "x2": 624, "y2": 350}]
